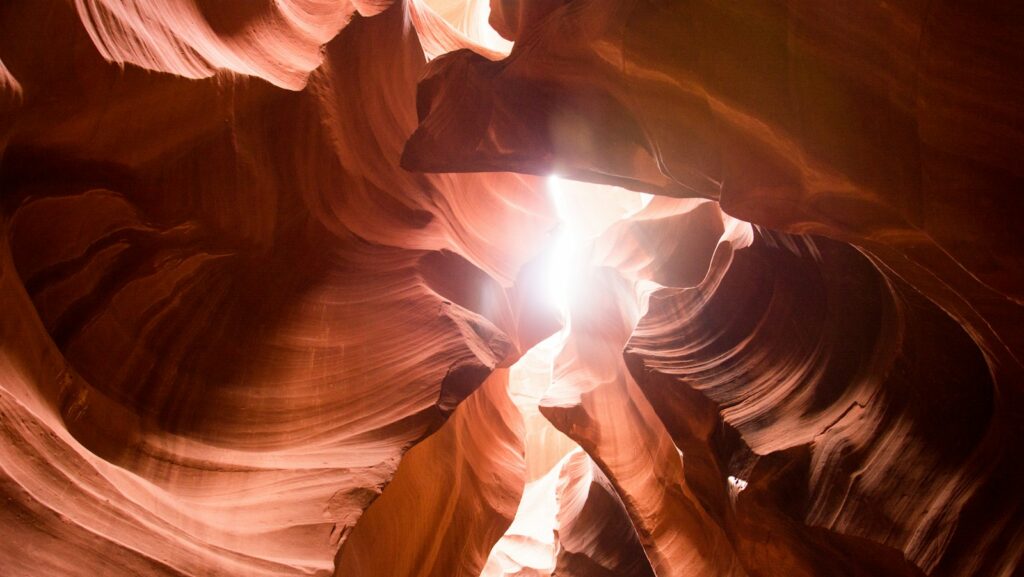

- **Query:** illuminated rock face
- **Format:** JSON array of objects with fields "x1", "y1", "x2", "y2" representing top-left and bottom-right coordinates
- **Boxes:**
[{"x1": 0, "y1": 1, "x2": 1021, "y2": 576}]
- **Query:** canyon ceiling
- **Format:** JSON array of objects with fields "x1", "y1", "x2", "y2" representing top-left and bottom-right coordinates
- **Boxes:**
[{"x1": 0, "y1": 1, "x2": 1022, "y2": 576}]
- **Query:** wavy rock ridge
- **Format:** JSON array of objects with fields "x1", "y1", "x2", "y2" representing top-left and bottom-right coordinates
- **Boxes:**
[{"x1": 0, "y1": 0, "x2": 1021, "y2": 576}]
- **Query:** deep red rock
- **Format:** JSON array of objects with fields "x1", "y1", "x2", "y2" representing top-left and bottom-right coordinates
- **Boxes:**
[{"x1": 0, "y1": 1, "x2": 1020, "y2": 576}]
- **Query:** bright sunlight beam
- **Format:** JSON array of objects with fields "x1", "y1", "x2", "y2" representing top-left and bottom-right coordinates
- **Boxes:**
[{"x1": 543, "y1": 175, "x2": 653, "y2": 321}]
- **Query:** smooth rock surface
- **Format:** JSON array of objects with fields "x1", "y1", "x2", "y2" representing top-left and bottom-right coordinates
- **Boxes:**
[{"x1": 0, "y1": 1, "x2": 1020, "y2": 576}]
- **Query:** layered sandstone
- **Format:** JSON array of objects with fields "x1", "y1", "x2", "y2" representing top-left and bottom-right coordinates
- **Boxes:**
[{"x1": 0, "y1": 1, "x2": 1020, "y2": 576}]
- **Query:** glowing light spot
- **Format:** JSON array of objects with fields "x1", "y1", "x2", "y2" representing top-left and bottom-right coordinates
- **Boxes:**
[
  {"x1": 542, "y1": 175, "x2": 657, "y2": 322},
  {"x1": 638, "y1": 192, "x2": 654, "y2": 211},
  {"x1": 470, "y1": 0, "x2": 513, "y2": 53},
  {"x1": 728, "y1": 475, "x2": 748, "y2": 492},
  {"x1": 543, "y1": 175, "x2": 582, "y2": 320}
]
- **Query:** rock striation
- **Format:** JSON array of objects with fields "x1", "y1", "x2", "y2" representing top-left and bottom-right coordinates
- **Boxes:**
[{"x1": 0, "y1": 0, "x2": 1021, "y2": 576}]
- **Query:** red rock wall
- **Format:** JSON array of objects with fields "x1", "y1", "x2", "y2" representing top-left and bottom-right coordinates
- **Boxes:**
[{"x1": 0, "y1": 1, "x2": 1020, "y2": 576}]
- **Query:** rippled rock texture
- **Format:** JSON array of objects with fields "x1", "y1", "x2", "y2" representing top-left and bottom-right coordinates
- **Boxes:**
[{"x1": 1, "y1": 0, "x2": 1021, "y2": 576}]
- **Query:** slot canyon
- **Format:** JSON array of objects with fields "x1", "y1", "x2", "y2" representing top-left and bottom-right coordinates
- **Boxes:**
[{"x1": 0, "y1": 1, "x2": 1022, "y2": 575}]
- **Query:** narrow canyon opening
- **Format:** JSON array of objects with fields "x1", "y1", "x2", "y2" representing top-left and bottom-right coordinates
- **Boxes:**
[{"x1": 480, "y1": 176, "x2": 658, "y2": 575}]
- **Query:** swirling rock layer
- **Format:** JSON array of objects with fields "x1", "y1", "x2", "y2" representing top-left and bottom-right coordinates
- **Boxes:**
[
  {"x1": 1, "y1": 0, "x2": 1022, "y2": 576},
  {"x1": 1, "y1": 1, "x2": 548, "y2": 574},
  {"x1": 627, "y1": 234, "x2": 1006, "y2": 576}
]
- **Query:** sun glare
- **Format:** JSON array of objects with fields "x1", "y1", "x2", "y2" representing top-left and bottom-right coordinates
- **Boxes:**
[
  {"x1": 544, "y1": 175, "x2": 579, "y2": 320},
  {"x1": 543, "y1": 175, "x2": 654, "y2": 320}
]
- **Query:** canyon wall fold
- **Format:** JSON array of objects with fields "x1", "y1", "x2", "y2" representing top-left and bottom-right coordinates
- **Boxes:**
[
  {"x1": 1, "y1": 0, "x2": 1021, "y2": 576},
  {"x1": 0, "y1": 1, "x2": 554, "y2": 575}
]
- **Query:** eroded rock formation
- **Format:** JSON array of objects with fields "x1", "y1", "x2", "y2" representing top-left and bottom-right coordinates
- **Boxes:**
[{"x1": 0, "y1": 0, "x2": 1020, "y2": 576}]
